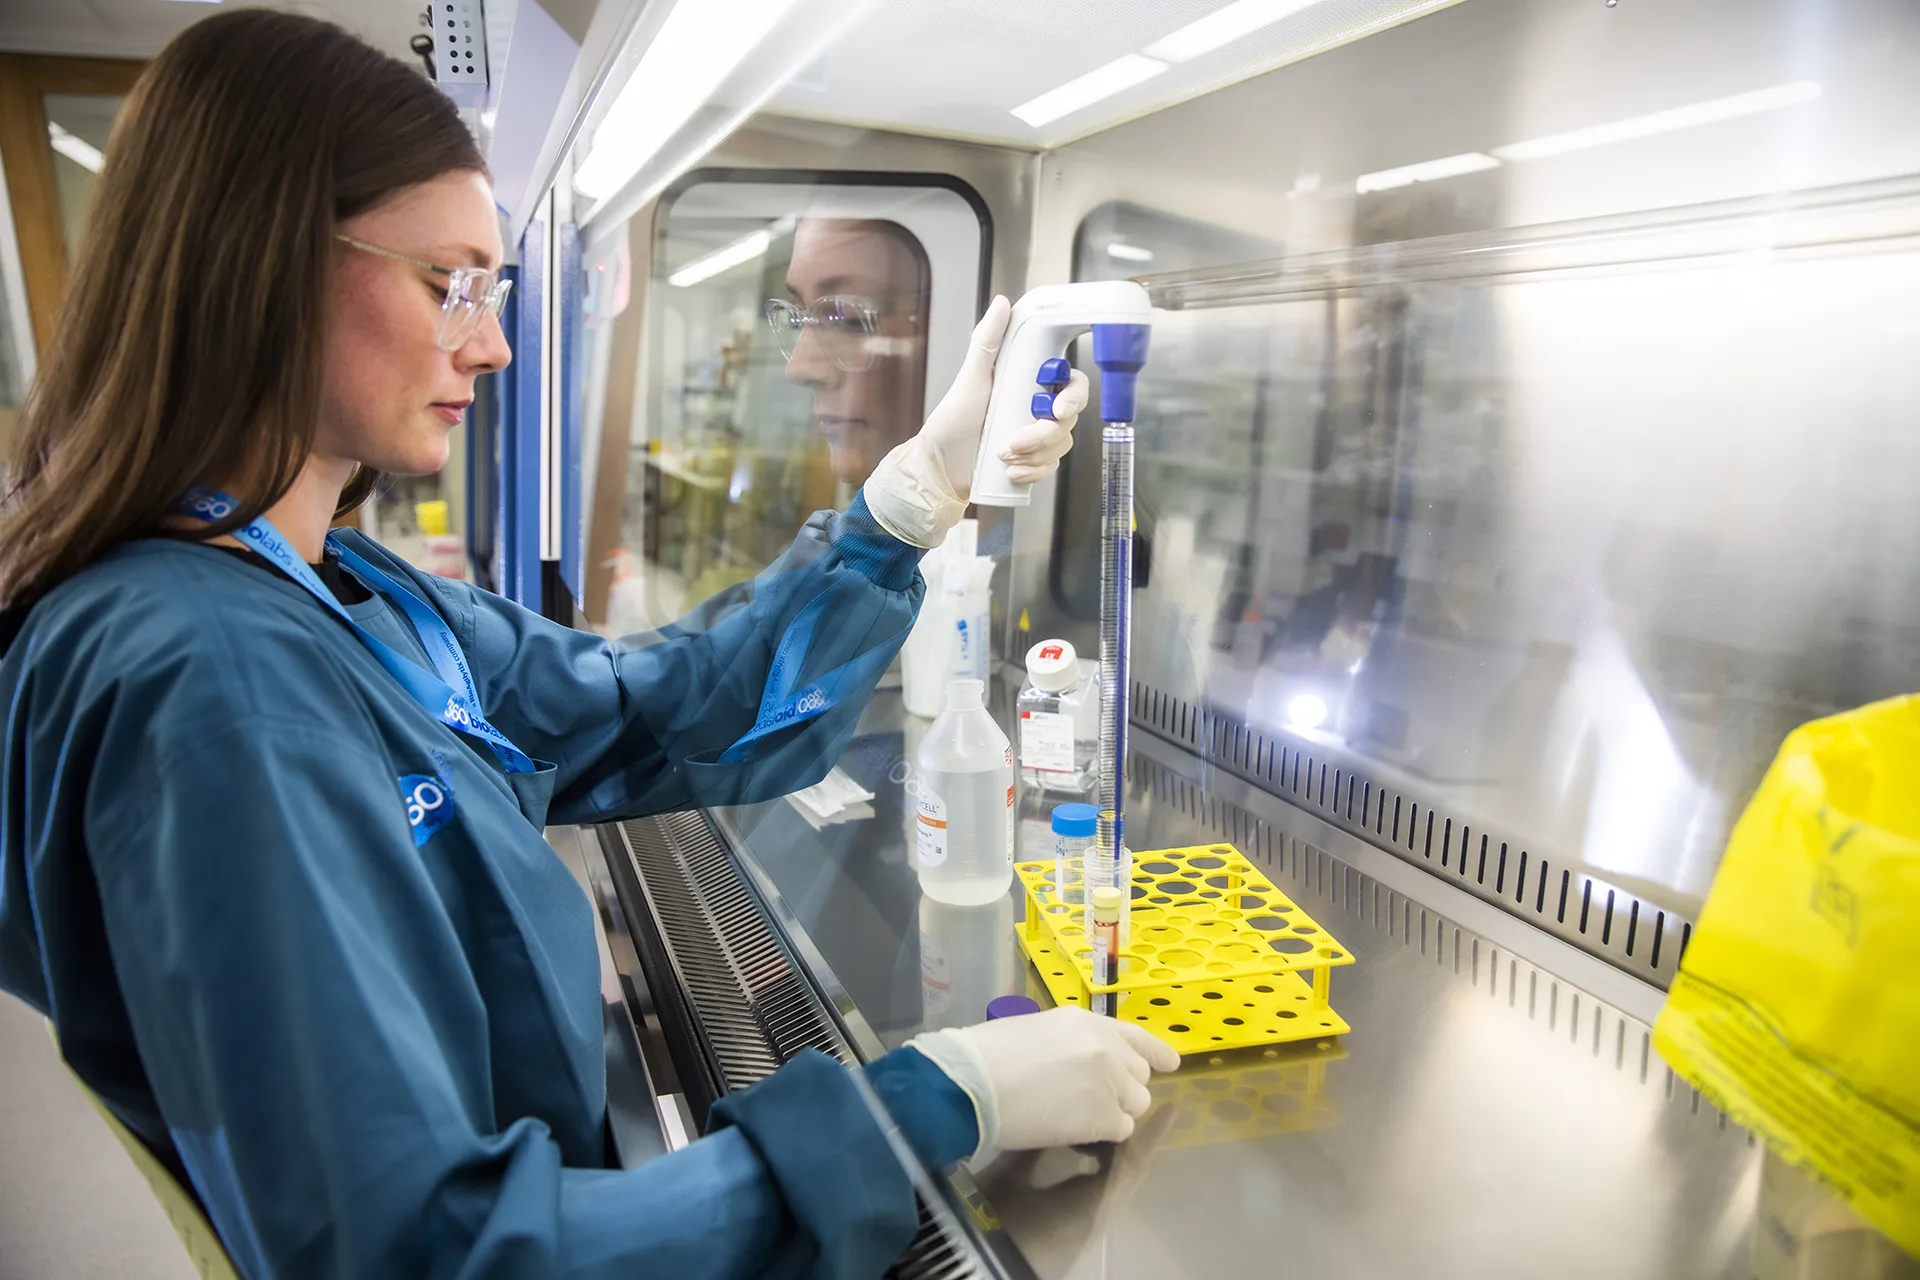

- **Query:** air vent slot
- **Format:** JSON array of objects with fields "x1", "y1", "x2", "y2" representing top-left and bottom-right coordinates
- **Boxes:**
[{"x1": 1129, "y1": 684, "x2": 1698, "y2": 989}]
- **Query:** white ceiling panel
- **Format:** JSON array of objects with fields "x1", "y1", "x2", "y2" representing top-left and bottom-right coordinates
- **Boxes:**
[
  {"x1": 765, "y1": 0, "x2": 1466, "y2": 148},
  {"x1": 0, "y1": 0, "x2": 423, "y2": 62}
]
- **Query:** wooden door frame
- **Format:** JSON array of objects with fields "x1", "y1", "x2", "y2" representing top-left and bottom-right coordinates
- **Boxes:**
[{"x1": 0, "y1": 53, "x2": 145, "y2": 353}]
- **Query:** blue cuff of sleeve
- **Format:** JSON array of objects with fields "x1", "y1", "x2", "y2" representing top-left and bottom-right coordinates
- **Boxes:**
[
  {"x1": 834, "y1": 493, "x2": 924, "y2": 592},
  {"x1": 862, "y1": 1047, "x2": 979, "y2": 1169},
  {"x1": 707, "y1": 1049, "x2": 920, "y2": 1279}
]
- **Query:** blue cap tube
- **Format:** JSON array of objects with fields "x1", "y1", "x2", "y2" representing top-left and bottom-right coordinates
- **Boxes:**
[{"x1": 1051, "y1": 803, "x2": 1098, "y2": 837}]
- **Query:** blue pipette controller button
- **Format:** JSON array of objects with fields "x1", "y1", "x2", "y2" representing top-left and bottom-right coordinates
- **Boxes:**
[
  {"x1": 1036, "y1": 357, "x2": 1072, "y2": 389},
  {"x1": 1031, "y1": 392, "x2": 1056, "y2": 418}
]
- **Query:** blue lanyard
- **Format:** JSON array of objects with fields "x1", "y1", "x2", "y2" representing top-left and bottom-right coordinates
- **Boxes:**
[{"x1": 179, "y1": 489, "x2": 537, "y2": 774}]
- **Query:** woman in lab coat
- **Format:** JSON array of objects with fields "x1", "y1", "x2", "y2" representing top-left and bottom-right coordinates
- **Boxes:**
[{"x1": 0, "y1": 11, "x2": 1175, "y2": 1278}]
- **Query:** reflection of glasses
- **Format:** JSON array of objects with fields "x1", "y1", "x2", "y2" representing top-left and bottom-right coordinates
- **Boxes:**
[
  {"x1": 336, "y1": 235, "x2": 514, "y2": 351},
  {"x1": 764, "y1": 295, "x2": 895, "y2": 373}
]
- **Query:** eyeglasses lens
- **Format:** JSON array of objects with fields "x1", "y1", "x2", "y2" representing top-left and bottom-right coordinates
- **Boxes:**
[
  {"x1": 437, "y1": 271, "x2": 511, "y2": 351},
  {"x1": 765, "y1": 300, "x2": 804, "y2": 361}
]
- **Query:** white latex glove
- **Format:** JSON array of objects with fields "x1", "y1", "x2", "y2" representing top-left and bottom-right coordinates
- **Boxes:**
[
  {"x1": 864, "y1": 295, "x2": 1092, "y2": 549},
  {"x1": 906, "y1": 1005, "x2": 1180, "y2": 1156}
]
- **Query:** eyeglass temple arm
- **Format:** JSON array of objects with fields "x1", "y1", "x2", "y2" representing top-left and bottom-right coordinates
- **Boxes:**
[{"x1": 334, "y1": 234, "x2": 453, "y2": 278}]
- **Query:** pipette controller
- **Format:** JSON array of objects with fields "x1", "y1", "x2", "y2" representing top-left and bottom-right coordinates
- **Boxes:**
[{"x1": 967, "y1": 281, "x2": 1155, "y2": 508}]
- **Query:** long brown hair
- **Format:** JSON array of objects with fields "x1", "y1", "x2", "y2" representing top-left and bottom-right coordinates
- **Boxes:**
[{"x1": 0, "y1": 9, "x2": 485, "y2": 607}]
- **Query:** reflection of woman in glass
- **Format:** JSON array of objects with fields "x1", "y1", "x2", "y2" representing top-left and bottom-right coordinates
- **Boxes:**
[{"x1": 767, "y1": 218, "x2": 931, "y2": 487}]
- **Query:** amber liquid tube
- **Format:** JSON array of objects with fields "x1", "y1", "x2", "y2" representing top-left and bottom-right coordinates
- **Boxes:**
[{"x1": 1089, "y1": 885, "x2": 1122, "y2": 1017}]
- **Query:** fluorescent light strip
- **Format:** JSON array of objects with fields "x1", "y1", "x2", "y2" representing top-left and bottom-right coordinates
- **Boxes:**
[
  {"x1": 1494, "y1": 80, "x2": 1822, "y2": 162},
  {"x1": 47, "y1": 123, "x2": 103, "y2": 173},
  {"x1": 1104, "y1": 242, "x2": 1156, "y2": 263},
  {"x1": 1010, "y1": 54, "x2": 1168, "y2": 129},
  {"x1": 575, "y1": 0, "x2": 805, "y2": 201},
  {"x1": 1355, "y1": 151, "x2": 1498, "y2": 193},
  {"x1": 668, "y1": 228, "x2": 774, "y2": 288},
  {"x1": 1143, "y1": 0, "x2": 1326, "y2": 64}
]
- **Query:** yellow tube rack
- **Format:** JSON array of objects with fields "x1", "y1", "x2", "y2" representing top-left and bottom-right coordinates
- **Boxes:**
[{"x1": 1015, "y1": 842, "x2": 1354, "y2": 1056}]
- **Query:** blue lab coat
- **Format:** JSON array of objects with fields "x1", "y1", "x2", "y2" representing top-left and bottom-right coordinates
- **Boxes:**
[{"x1": 0, "y1": 495, "x2": 977, "y2": 1278}]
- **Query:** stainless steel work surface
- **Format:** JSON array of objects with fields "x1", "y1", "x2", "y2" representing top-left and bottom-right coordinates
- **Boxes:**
[{"x1": 710, "y1": 690, "x2": 1760, "y2": 1279}]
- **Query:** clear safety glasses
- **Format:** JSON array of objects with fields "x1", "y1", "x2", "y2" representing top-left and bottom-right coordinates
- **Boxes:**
[
  {"x1": 764, "y1": 295, "x2": 886, "y2": 373},
  {"x1": 335, "y1": 234, "x2": 513, "y2": 351}
]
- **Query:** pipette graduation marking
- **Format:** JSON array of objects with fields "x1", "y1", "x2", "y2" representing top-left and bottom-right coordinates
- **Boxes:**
[
  {"x1": 1095, "y1": 421, "x2": 1131, "y2": 889},
  {"x1": 1090, "y1": 321, "x2": 1151, "y2": 910}
]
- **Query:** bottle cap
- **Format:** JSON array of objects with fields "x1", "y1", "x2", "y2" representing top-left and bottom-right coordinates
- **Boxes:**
[
  {"x1": 1090, "y1": 886, "x2": 1124, "y2": 913},
  {"x1": 944, "y1": 678, "x2": 985, "y2": 710},
  {"x1": 1050, "y1": 803, "x2": 1097, "y2": 838},
  {"x1": 986, "y1": 995, "x2": 1040, "y2": 1020},
  {"x1": 1025, "y1": 639, "x2": 1080, "y2": 692}
]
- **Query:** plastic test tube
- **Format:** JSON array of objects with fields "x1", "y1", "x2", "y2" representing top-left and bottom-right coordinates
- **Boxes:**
[
  {"x1": 1089, "y1": 885, "x2": 1122, "y2": 1017},
  {"x1": 1083, "y1": 831, "x2": 1131, "y2": 947}
]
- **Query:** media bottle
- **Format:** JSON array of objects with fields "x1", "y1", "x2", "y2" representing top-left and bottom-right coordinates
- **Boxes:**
[
  {"x1": 915, "y1": 679, "x2": 1016, "y2": 905},
  {"x1": 1016, "y1": 639, "x2": 1100, "y2": 795}
]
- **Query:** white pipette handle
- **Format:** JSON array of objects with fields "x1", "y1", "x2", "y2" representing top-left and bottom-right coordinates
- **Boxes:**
[{"x1": 968, "y1": 281, "x2": 1155, "y2": 508}]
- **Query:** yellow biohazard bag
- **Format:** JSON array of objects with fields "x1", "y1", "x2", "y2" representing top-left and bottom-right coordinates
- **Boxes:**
[{"x1": 1653, "y1": 694, "x2": 1920, "y2": 1260}]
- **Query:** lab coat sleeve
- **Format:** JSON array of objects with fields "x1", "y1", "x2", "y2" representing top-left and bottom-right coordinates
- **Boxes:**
[
  {"x1": 701, "y1": 1050, "x2": 979, "y2": 1279},
  {"x1": 393, "y1": 493, "x2": 923, "y2": 820},
  {"x1": 84, "y1": 719, "x2": 951, "y2": 1279},
  {"x1": 860, "y1": 1042, "x2": 981, "y2": 1168}
]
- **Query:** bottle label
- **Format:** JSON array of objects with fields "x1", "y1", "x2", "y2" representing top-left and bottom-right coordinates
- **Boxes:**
[
  {"x1": 1019, "y1": 710, "x2": 1076, "y2": 773},
  {"x1": 916, "y1": 788, "x2": 948, "y2": 867},
  {"x1": 952, "y1": 613, "x2": 987, "y2": 681},
  {"x1": 1003, "y1": 780, "x2": 1015, "y2": 867},
  {"x1": 920, "y1": 929, "x2": 950, "y2": 1017}
]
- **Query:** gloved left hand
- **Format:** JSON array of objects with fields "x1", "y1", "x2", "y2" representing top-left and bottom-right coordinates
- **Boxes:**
[{"x1": 863, "y1": 295, "x2": 1091, "y2": 549}]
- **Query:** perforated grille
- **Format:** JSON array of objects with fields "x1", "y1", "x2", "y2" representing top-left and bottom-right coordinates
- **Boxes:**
[
  {"x1": 608, "y1": 812, "x2": 988, "y2": 1280},
  {"x1": 1131, "y1": 682, "x2": 1698, "y2": 990},
  {"x1": 617, "y1": 810, "x2": 872, "y2": 1078}
]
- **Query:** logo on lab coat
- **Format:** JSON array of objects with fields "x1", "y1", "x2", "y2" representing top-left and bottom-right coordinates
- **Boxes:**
[
  {"x1": 185, "y1": 493, "x2": 236, "y2": 521},
  {"x1": 399, "y1": 767, "x2": 456, "y2": 847}
]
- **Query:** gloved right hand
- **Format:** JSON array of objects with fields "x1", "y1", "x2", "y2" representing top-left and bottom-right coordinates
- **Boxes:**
[
  {"x1": 906, "y1": 1005, "x2": 1180, "y2": 1155},
  {"x1": 862, "y1": 296, "x2": 1091, "y2": 549}
]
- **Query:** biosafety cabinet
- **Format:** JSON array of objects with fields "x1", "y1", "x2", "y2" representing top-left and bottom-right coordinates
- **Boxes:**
[{"x1": 469, "y1": 1, "x2": 1920, "y2": 1275}]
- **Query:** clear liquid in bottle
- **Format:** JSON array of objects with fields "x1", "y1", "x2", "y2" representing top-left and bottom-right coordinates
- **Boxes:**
[{"x1": 916, "y1": 679, "x2": 1015, "y2": 906}]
